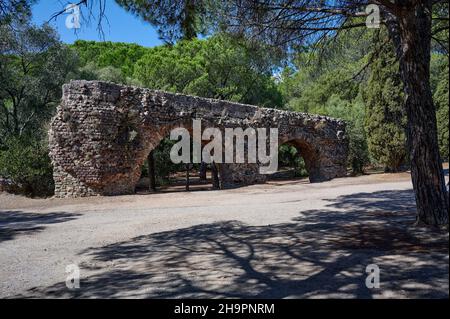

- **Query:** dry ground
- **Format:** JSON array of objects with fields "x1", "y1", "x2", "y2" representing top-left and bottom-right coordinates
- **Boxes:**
[{"x1": 0, "y1": 170, "x2": 448, "y2": 299}]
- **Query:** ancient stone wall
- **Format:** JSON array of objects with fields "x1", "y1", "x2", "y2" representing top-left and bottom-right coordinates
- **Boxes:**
[{"x1": 49, "y1": 81, "x2": 348, "y2": 197}]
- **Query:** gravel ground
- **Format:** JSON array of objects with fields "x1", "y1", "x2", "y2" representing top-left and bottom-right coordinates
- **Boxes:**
[{"x1": 0, "y1": 172, "x2": 448, "y2": 299}]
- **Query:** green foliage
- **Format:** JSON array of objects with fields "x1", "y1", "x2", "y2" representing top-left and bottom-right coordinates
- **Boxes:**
[
  {"x1": 133, "y1": 34, "x2": 282, "y2": 107},
  {"x1": 0, "y1": 14, "x2": 77, "y2": 196},
  {"x1": 363, "y1": 44, "x2": 407, "y2": 172},
  {"x1": 278, "y1": 27, "x2": 375, "y2": 114},
  {"x1": 72, "y1": 36, "x2": 282, "y2": 108},
  {"x1": 436, "y1": 105, "x2": 449, "y2": 161},
  {"x1": 72, "y1": 40, "x2": 147, "y2": 78},
  {"x1": 325, "y1": 95, "x2": 369, "y2": 174},
  {"x1": 0, "y1": 135, "x2": 54, "y2": 196},
  {"x1": 432, "y1": 55, "x2": 449, "y2": 160},
  {"x1": 142, "y1": 139, "x2": 185, "y2": 185},
  {"x1": 0, "y1": 0, "x2": 34, "y2": 26},
  {"x1": 431, "y1": 1, "x2": 449, "y2": 54},
  {"x1": 278, "y1": 144, "x2": 308, "y2": 177},
  {"x1": 278, "y1": 28, "x2": 374, "y2": 173},
  {"x1": 0, "y1": 17, "x2": 78, "y2": 143},
  {"x1": 78, "y1": 62, "x2": 126, "y2": 84},
  {"x1": 281, "y1": 67, "x2": 359, "y2": 113}
]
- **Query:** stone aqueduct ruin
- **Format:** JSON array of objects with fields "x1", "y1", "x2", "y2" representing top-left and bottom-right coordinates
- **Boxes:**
[{"x1": 49, "y1": 81, "x2": 349, "y2": 198}]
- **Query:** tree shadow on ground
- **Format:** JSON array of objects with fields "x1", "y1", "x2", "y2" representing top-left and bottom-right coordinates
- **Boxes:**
[
  {"x1": 0, "y1": 211, "x2": 80, "y2": 242},
  {"x1": 19, "y1": 189, "x2": 449, "y2": 299}
]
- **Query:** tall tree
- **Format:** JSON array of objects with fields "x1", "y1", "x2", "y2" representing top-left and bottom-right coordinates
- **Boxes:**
[
  {"x1": 0, "y1": 17, "x2": 78, "y2": 141},
  {"x1": 363, "y1": 42, "x2": 407, "y2": 172},
  {"x1": 208, "y1": 0, "x2": 449, "y2": 226},
  {"x1": 0, "y1": 10, "x2": 78, "y2": 196}
]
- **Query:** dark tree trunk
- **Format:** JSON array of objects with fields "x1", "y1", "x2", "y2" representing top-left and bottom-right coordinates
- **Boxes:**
[
  {"x1": 185, "y1": 164, "x2": 190, "y2": 191},
  {"x1": 393, "y1": 2, "x2": 448, "y2": 225},
  {"x1": 211, "y1": 162, "x2": 220, "y2": 189},
  {"x1": 148, "y1": 151, "x2": 156, "y2": 192},
  {"x1": 199, "y1": 161, "x2": 207, "y2": 180}
]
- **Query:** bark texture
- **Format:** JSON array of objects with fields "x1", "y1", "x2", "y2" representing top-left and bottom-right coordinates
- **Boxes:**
[{"x1": 393, "y1": 1, "x2": 449, "y2": 225}]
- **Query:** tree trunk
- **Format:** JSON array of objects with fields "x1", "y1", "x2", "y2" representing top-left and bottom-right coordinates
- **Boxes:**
[
  {"x1": 148, "y1": 151, "x2": 156, "y2": 192},
  {"x1": 185, "y1": 164, "x2": 190, "y2": 191},
  {"x1": 199, "y1": 161, "x2": 207, "y2": 181},
  {"x1": 211, "y1": 162, "x2": 220, "y2": 189},
  {"x1": 394, "y1": 2, "x2": 448, "y2": 226}
]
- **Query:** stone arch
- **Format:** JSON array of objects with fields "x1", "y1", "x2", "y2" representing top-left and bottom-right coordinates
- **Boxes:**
[
  {"x1": 125, "y1": 119, "x2": 195, "y2": 193},
  {"x1": 135, "y1": 119, "x2": 219, "y2": 192},
  {"x1": 277, "y1": 139, "x2": 314, "y2": 180},
  {"x1": 278, "y1": 129, "x2": 348, "y2": 183},
  {"x1": 49, "y1": 81, "x2": 348, "y2": 197}
]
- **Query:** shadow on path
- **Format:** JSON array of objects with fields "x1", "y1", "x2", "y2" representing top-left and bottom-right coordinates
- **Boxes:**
[
  {"x1": 18, "y1": 189, "x2": 449, "y2": 299},
  {"x1": 0, "y1": 211, "x2": 80, "y2": 242}
]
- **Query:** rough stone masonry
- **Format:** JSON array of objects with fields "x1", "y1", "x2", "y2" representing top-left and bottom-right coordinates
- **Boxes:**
[{"x1": 49, "y1": 81, "x2": 349, "y2": 198}]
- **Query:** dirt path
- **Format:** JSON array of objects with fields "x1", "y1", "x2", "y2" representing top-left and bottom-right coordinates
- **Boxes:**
[{"x1": 0, "y1": 172, "x2": 448, "y2": 298}]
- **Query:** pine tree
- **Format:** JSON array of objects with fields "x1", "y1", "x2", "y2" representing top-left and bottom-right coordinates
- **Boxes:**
[
  {"x1": 364, "y1": 45, "x2": 407, "y2": 172},
  {"x1": 433, "y1": 57, "x2": 449, "y2": 161}
]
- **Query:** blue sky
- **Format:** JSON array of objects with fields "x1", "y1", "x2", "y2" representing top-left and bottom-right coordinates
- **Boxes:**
[{"x1": 32, "y1": 0, "x2": 163, "y2": 47}]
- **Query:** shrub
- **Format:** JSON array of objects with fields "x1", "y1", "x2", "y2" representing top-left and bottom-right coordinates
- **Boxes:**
[
  {"x1": 0, "y1": 136, "x2": 54, "y2": 197},
  {"x1": 278, "y1": 144, "x2": 308, "y2": 177}
]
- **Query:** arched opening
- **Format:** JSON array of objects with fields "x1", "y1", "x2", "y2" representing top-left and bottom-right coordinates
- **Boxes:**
[
  {"x1": 134, "y1": 124, "x2": 220, "y2": 194},
  {"x1": 267, "y1": 139, "x2": 319, "y2": 184}
]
